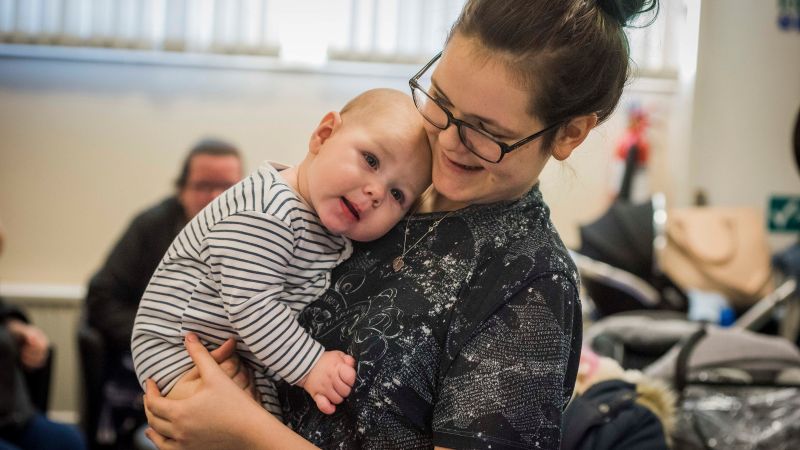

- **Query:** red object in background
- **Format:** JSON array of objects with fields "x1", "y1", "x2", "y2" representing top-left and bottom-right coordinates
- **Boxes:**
[{"x1": 615, "y1": 107, "x2": 650, "y2": 165}]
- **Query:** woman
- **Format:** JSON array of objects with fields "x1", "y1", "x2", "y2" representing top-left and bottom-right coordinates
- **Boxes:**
[{"x1": 144, "y1": 0, "x2": 659, "y2": 448}]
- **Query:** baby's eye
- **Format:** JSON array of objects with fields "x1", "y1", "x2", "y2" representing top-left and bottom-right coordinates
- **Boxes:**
[
  {"x1": 390, "y1": 189, "x2": 405, "y2": 204},
  {"x1": 363, "y1": 152, "x2": 379, "y2": 169}
]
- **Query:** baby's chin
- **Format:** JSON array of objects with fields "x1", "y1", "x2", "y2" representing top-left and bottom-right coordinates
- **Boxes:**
[{"x1": 343, "y1": 226, "x2": 396, "y2": 243}]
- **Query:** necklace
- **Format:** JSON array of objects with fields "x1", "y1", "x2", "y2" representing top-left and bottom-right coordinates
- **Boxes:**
[{"x1": 392, "y1": 194, "x2": 455, "y2": 272}]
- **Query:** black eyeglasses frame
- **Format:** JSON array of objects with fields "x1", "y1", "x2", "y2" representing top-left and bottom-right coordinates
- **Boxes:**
[{"x1": 408, "y1": 51, "x2": 563, "y2": 164}]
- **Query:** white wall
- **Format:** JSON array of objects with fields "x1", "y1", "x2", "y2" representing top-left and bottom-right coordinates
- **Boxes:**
[
  {"x1": 0, "y1": 55, "x2": 679, "y2": 287},
  {"x1": 4, "y1": 0, "x2": 797, "y2": 289},
  {"x1": 0, "y1": 58, "x2": 406, "y2": 284},
  {"x1": 689, "y1": 0, "x2": 800, "y2": 239}
]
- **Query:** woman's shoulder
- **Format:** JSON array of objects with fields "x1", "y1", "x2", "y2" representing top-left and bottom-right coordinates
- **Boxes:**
[{"x1": 459, "y1": 186, "x2": 578, "y2": 289}]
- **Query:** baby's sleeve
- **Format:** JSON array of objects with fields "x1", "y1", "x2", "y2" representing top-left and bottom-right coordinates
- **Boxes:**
[{"x1": 206, "y1": 210, "x2": 324, "y2": 385}]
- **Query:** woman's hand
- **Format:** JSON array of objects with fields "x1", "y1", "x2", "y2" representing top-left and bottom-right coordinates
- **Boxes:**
[
  {"x1": 144, "y1": 333, "x2": 266, "y2": 449},
  {"x1": 166, "y1": 337, "x2": 256, "y2": 401},
  {"x1": 144, "y1": 333, "x2": 317, "y2": 450}
]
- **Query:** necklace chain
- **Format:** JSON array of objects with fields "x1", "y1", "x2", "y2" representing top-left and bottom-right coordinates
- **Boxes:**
[{"x1": 392, "y1": 190, "x2": 455, "y2": 272}]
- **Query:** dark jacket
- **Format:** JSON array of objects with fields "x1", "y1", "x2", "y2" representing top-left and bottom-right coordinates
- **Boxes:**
[
  {"x1": 85, "y1": 196, "x2": 186, "y2": 351},
  {"x1": 561, "y1": 380, "x2": 670, "y2": 450},
  {"x1": 0, "y1": 299, "x2": 34, "y2": 431}
]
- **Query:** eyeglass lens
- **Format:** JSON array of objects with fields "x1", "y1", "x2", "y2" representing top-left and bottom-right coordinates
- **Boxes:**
[{"x1": 411, "y1": 86, "x2": 503, "y2": 163}]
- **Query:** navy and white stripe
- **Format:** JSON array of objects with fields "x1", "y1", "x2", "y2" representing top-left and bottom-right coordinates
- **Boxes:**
[{"x1": 132, "y1": 162, "x2": 352, "y2": 417}]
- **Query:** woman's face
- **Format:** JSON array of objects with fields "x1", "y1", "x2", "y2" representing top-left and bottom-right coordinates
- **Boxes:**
[{"x1": 424, "y1": 33, "x2": 553, "y2": 206}]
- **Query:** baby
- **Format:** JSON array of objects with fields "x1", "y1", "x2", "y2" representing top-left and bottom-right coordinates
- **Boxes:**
[{"x1": 132, "y1": 88, "x2": 432, "y2": 418}]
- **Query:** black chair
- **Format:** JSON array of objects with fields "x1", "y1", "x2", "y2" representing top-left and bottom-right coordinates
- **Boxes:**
[
  {"x1": 76, "y1": 313, "x2": 106, "y2": 450},
  {"x1": 77, "y1": 310, "x2": 149, "y2": 450},
  {"x1": 24, "y1": 347, "x2": 54, "y2": 413},
  {"x1": 0, "y1": 321, "x2": 53, "y2": 427}
]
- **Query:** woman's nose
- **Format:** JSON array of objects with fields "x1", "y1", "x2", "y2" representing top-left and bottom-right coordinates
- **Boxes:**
[{"x1": 438, "y1": 123, "x2": 465, "y2": 152}]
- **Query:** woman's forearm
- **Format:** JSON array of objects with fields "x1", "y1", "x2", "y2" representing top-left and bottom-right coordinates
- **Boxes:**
[{"x1": 238, "y1": 407, "x2": 319, "y2": 450}]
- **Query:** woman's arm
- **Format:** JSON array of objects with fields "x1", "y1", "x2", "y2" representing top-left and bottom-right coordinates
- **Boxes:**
[
  {"x1": 144, "y1": 333, "x2": 318, "y2": 450},
  {"x1": 432, "y1": 273, "x2": 581, "y2": 449}
]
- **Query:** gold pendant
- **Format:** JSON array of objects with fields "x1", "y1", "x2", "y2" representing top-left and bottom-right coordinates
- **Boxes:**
[{"x1": 392, "y1": 256, "x2": 405, "y2": 272}]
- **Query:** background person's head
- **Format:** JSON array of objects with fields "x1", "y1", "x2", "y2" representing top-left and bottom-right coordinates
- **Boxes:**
[
  {"x1": 301, "y1": 88, "x2": 431, "y2": 242},
  {"x1": 417, "y1": 0, "x2": 657, "y2": 207},
  {"x1": 176, "y1": 138, "x2": 244, "y2": 220}
]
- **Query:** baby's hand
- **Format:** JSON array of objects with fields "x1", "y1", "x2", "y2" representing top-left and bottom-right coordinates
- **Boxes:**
[{"x1": 296, "y1": 350, "x2": 356, "y2": 415}]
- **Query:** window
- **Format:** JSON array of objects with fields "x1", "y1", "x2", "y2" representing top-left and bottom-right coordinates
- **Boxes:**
[{"x1": 0, "y1": 0, "x2": 682, "y2": 76}]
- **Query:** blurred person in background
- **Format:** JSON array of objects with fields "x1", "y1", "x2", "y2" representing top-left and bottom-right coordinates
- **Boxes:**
[
  {"x1": 1, "y1": 221, "x2": 86, "y2": 450},
  {"x1": 83, "y1": 139, "x2": 243, "y2": 447}
]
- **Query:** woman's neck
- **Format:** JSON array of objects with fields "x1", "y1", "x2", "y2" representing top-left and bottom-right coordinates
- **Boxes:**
[{"x1": 415, "y1": 187, "x2": 469, "y2": 214}]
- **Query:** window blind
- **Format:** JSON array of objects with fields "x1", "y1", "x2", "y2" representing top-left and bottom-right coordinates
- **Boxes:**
[{"x1": 0, "y1": 0, "x2": 681, "y2": 76}]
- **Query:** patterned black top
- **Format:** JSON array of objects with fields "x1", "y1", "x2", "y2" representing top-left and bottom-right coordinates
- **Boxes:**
[{"x1": 279, "y1": 185, "x2": 582, "y2": 449}]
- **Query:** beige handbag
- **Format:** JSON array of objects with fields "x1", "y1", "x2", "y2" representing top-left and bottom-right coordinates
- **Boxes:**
[{"x1": 658, "y1": 207, "x2": 773, "y2": 309}]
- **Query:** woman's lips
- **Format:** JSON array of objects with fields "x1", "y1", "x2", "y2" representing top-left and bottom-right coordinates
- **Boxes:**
[
  {"x1": 442, "y1": 152, "x2": 483, "y2": 172},
  {"x1": 340, "y1": 197, "x2": 360, "y2": 221}
]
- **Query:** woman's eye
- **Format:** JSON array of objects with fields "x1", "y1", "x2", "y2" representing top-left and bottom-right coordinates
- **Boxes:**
[
  {"x1": 434, "y1": 95, "x2": 450, "y2": 108},
  {"x1": 390, "y1": 189, "x2": 404, "y2": 203},
  {"x1": 479, "y1": 123, "x2": 504, "y2": 140},
  {"x1": 363, "y1": 152, "x2": 379, "y2": 168}
]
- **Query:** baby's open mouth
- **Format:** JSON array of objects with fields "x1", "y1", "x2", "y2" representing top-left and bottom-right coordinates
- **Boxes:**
[{"x1": 341, "y1": 197, "x2": 360, "y2": 220}]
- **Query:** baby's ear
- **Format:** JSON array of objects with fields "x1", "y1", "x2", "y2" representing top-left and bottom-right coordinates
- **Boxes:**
[{"x1": 309, "y1": 111, "x2": 343, "y2": 154}]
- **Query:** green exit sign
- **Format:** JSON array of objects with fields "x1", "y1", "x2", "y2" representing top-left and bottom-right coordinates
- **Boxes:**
[{"x1": 769, "y1": 195, "x2": 800, "y2": 232}]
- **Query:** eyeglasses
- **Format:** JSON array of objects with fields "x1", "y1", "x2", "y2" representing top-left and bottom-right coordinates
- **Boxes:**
[
  {"x1": 409, "y1": 52, "x2": 562, "y2": 164},
  {"x1": 185, "y1": 181, "x2": 235, "y2": 193}
]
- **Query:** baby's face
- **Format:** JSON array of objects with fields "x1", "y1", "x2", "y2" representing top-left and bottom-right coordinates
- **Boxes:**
[{"x1": 304, "y1": 113, "x2": 432, "y2": 242}]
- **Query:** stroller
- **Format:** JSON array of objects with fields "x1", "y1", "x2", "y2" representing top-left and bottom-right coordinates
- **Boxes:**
[
  {"x1": 581, "y1": 307, "x2": 800, "y2": 450},
  {"x1": 575, "y1": 193, "x2": 687, "y2": 318},
  {"x1": 573, "y1": 191, "x2": 800, "y2": 449}
]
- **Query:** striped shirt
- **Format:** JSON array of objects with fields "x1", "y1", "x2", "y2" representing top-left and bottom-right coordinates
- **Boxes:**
[{"x1": 131, "y1": 162, "x2": 352, "y2": 416}]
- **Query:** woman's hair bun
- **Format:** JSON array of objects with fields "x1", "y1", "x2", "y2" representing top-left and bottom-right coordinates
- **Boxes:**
[{"x1": 596, "y1": 0, "x2": 659, "y2": 26}]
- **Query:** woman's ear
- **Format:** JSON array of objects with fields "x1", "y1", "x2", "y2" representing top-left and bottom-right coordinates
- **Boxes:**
[
  {"x1": 309, "y1": 111, "x2": 343, "y2": 154},
  {"x1": 551, "y1": 114, "x2": 598, "y2": 161}
]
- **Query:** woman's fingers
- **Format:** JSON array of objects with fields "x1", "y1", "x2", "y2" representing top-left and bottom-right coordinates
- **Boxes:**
[
  {"x1": 209, "y1": 336, "x2": 237, "y2": 363},
  {"x1": 208, "y1": 337, "x2": 241, "y2": 378},
  {"x1": 145, "y1": 427, "x2": 175, "y2": 450},
  {"x1": 145, "y1": 410, "x2": 177, "y2": 442},
  {"x1": 144, "y1": 380, "x2": 177, "y2": 439},
  {"x1": 174, "y1": 336, "x2": 236, "y2": 386},
  {"x1": 184, "y1": 332, "x2": 226, "y2": 381},
  {"x1": 231, "y1": 365, "x2": 252, "y2": 391}
]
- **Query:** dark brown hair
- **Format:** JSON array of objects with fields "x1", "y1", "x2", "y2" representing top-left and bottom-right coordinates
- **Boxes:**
[
  {"x1": 451, "y1": 0, "x2": 658, "y2": 150},
  {"x1": 175, "y1": 138, "x2": 242, "y2": 189}
]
